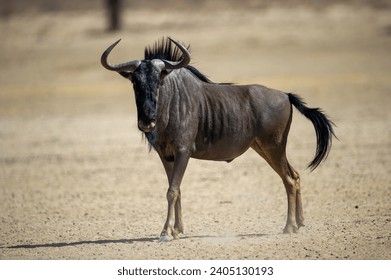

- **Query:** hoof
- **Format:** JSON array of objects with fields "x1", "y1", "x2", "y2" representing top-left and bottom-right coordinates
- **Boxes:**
[
  {"x1": 159, "y1": 235, "x2": 172, "y2": 242},
  {"x1": 172, "y1": 229, "x2": 185, "y2": 240},
  {"x1": 296, "y1": 217, "x2": 305, "y2": 228},
  {"x1": 283, "y1": 224, "x2": 299, "y2": 234}
]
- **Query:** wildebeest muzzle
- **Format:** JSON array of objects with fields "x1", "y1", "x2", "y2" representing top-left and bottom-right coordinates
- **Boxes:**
[{"x1": 138, "y1": 119, "x2": 156, "y2": 133}]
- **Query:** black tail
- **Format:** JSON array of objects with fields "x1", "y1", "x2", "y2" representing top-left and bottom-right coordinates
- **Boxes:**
[{"x1": 288, "y1": 93, "x2": 336, "y2": 171}]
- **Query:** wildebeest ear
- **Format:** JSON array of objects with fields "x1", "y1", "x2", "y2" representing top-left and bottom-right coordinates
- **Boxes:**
[
  {"x1": 160, "y1": 70, "x2": 170, "y2": 80},
  {"x1": 119, "y1": 71, "x2": 132, "y2": 80}
]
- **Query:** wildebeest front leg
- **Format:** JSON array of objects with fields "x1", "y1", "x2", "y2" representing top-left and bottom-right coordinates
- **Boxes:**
[
  {"x1": 159, "y1": 149, "x2": 189, "y2": 242},
  {"x1": 174, "y1": 188, "x2": 184, "y2": 236},
  {"x1": 158, "y1": 154, "x2": 185, "y2": 239}
]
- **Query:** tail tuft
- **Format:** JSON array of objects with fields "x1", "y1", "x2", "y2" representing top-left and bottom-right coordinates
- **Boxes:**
[{"x1": 288, "y1": 93, "x2": 336, "y2": 171}]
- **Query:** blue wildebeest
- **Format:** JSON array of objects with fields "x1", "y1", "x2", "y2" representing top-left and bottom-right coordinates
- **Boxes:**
[{"x1": 101, "y1": 37, "x2": 336, "y2": 242}]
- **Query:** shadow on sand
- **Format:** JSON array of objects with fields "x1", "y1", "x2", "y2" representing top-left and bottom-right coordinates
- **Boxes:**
[{"x1": 3, "y1": 233, "x2": 268, "y2": 249}]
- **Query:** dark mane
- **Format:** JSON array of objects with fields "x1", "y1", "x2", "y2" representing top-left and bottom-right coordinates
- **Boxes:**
[
  {"x1": 144, "y1": 37, "x2": 215, "y2": 84},
  {"x1": 144, "y1": 37, "x2": 185, "y2": 62}
]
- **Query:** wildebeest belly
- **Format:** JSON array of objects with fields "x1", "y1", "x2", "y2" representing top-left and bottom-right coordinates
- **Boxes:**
[{"x1": 191, "y1": 127, "x2": 255, "y2": 161}]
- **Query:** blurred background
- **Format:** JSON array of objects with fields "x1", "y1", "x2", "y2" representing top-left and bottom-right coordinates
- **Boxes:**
[
  {"x1": 1, "y1": 0, "x2": 391, "y2": 93},
  {"x1": 1, "y1": 0, "x2": 390, "y2": 259},
  {"x1": 1, "y1": 0, "x2": 391, "y2": 89}
]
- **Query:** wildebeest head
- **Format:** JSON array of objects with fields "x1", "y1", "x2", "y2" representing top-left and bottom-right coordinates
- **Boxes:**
[{"x1": 101, "y1": 37, "x2": 190, "y2": 133}]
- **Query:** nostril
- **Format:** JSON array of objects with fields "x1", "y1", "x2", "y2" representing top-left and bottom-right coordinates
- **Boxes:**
[{"x1": 138, "y1": 119, "x2": 156, "y2": 132}]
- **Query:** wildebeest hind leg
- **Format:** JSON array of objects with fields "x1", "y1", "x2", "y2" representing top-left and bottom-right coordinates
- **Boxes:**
[
  {"x1": 252, "y1": 141, "x2": 299, "y2": 234},
  {"x1": 288, "y1": 163, "x2": 305, "y2": 228}
]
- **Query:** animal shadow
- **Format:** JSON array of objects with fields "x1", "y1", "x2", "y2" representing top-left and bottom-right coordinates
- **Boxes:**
[{"x1": 3, "y1": 233, "x2": 268, "y2": 249}]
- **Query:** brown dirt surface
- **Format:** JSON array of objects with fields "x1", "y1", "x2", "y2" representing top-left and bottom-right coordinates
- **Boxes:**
[{"x1": 0, "y1": 1, "x2": 390, "y2": 259}]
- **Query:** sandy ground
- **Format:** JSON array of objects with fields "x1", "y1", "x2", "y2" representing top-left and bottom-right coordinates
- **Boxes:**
[{"x1": 0, "y1": 2, "x2": 390, "y2": 259}]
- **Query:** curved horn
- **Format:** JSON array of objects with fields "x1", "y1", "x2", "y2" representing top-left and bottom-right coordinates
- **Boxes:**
[
  {"x1": 161, "y1": 37, "x2": 191, "y2": 70},
  {"x1": 101, "y1": 39, "x2": 141, "y2": 72}
]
